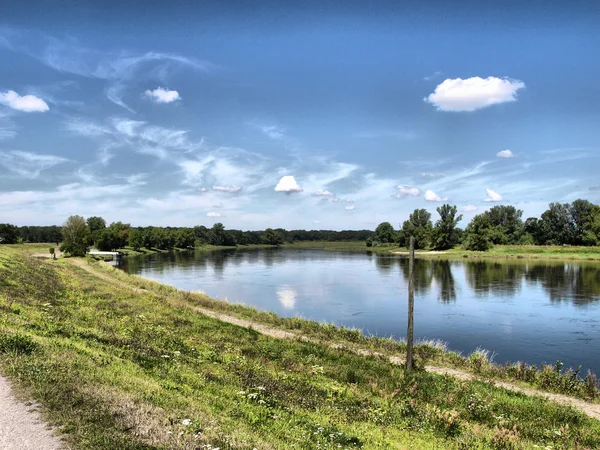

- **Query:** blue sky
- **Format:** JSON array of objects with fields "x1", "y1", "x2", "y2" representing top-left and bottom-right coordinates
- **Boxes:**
[{"x1": 1, "y1": 0, "x2": 599, "y2": 229}]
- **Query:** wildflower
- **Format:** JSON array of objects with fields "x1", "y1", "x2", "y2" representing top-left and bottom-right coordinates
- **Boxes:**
[{"x1": 182, "y1": 419, "x2": 191, "y2": 426}]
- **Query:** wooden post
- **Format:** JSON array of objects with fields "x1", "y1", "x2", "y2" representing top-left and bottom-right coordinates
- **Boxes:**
[{"x1": 406, "y1": 236, "x2": 415, "y2": 371}]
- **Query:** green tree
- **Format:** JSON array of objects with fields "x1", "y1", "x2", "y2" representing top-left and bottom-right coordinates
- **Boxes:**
[
  {"x1": 208, "y1": 223, "x2": 226, "y2": 246},
  {"x1": 463, "y1": 214, "x2": 493, "y2": 251},
  {"x1": 59, "y1": 215, "x2": 89, "y2": 256},
  {"x1": 108, "y1": 222, "x2": 130, "y2": 249},
  {"x1": 582, "y1": 205, "x2": 600, "y2": 246},
  {"x1": 570, "y1": 199, "x2": 595, "y2": 245},
  {"x1": 431, "y1": 204, "x2": 462, "y2": 250},
  {"x1": 94, "y1": 228, "x2": 117, "y2": 251},
  {"x1": 128, "y1": 229, "x2": 144, "y2": 251},
  {"x1": 483, "y1": 205, "x2": 523, "y2": 244},
  {"x1": 262, "y1": 228, "x2": 283, "y2": 245},
  {"x1": 0, "y1": 223, "x2": 19, "y2": 244},
  {"x1": 374, "y1": 222, "x2": 395, "y2": 243},
  {"x1": 401, "y1": 209, "x2": 432, "y2": 249},
  {"x1": 539, "y1": 202, "x2": 575, "y2": 245},
  {"x1": 86, "y1": 216, "x2": 106, "y2": 234}
]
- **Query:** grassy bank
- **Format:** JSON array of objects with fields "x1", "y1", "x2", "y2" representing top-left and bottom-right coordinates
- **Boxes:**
[{"x1": 1, "y1": 245, "x2": 600, "y2": 449}]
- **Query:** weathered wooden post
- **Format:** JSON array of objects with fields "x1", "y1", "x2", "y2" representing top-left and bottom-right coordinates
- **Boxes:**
[{"x1": 406, "y1": 236, "x2": 415, "y2": 371}]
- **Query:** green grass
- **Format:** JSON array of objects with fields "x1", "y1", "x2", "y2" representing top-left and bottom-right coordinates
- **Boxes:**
[{"x1": 1, "y1": 244, "x2": 599, "y2": 449}]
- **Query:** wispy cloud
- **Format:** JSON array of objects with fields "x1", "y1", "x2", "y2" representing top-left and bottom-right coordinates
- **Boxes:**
[
  {"x1": 423, "y1": 71, "x2": 442, "y2": 81},
  {"x1": 213, "y1": 185, "x2": 241, "y2": 193},
  {"x1": 260, "y1": 124, "x2": 285, "y2": 140},
  {"x1": 313, "y1": 189, "x2": 335, "y2": 197},
  {"x1": 0, "y1": 150, "x2": 69, "y2": 178},
  {"x1": 421, "y1": 172, "x2": 444, "y2": 178},
  {"x1": 207, "y1": 212, "x2": 221, "y2": 217},
  {"x1": 0, "y1": 90, "x2": 49, "y2": 112},
  {"x1": 1, "y1": 30, "x2": 215, "y2": 112},
  {"x1": 425, "y1": 76, "x2": 525, "y2": 112}
]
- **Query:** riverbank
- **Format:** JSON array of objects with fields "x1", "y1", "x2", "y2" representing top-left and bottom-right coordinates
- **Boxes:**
[{"x1": 1, "y1": 244, "x2": 599, "y2": 449}]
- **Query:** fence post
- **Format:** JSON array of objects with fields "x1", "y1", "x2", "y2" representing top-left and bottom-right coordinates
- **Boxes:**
[{"x1": 406, "y1": 236, "x2": 415, "y2": 371}]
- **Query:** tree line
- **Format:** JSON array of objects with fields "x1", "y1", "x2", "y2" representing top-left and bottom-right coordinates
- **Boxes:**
[
  {"x1": 0, "y1": 216, "x2": 373, "y2": 256},
  {"x1": 372, "y1": 199, "x2": 600, "y2": 251}
]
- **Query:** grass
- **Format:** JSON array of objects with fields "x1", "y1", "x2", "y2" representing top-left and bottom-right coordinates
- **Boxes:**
[{"x1": 1, "y1": 244, "x2": 600, "y2": 449}]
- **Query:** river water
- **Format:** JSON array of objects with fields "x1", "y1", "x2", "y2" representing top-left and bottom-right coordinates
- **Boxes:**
[{"x1": 117, "y1": 248, "x2": 600, "y2": 374}]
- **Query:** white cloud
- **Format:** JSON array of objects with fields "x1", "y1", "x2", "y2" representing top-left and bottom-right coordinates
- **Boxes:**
[
  {"x1": 0, "y1": 90, "x2": 49, "y2": 112},
  {"x1": 484, "y1": 188, "x2": 503, "y2": 202},
  {"x1": 497, "y1": 149, "x2": 514, "y2": 158},
  {"x1": 462, "y1": 205, "x2": 478, "y2": 212},
  {"x1": 0, "y1": 150, "x2": 69, "y2": 178},
  {"x1": 145, "y1": 87, "x2": 181, "y2": 103},
  {"x1": 424, "y1": 189, "x2": 448, "y2": 202},
  {"x1": 421, "y1": 172, "x2": 443, "y2": 178},
  {"x1": 212, "y1": 185, "x2": 241, "y2": 193},
  {"x1": 277, "y1": 286, "x2": 297, "y2": 309},
  {"x1": 424, "y1": 77, "x2": 525, "y2": 112},
  {"x1": 207, "y1": 212, "x2": 221, "y2": 217},
  {"x1": 313, "y1": 189, "x2": 335, "y2": 197},
  {"x1": 345, "y1": 205, "x2": 355, "y2": 211},
  {"x1": 395, "y1": 185, "x2": 421, "y2": 199},
  {"x1": 275, "y1": 175, "x2": 303, "y2": 193}
]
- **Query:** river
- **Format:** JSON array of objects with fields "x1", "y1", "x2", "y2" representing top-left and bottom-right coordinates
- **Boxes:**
[{"x1": 117, "y1": 248, "x2": 600, "y2": 374}]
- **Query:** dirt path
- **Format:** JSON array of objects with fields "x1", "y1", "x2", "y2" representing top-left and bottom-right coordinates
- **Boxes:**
[
  {"x1": 69, "y1": 259, "x2": 600, "y2": 422},
  {"x1": 0, "y1": 376, "x2": 64, "y2": 450}
]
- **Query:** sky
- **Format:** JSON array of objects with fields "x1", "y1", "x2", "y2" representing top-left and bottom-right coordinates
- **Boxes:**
[{"x1": 1, "y1": 0, "x2": 599, "y2": 230}]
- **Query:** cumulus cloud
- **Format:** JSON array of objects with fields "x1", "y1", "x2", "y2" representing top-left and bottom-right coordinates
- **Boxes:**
[
  {"x1": 275, "y1": 175, "x2": 303, "y2": 193},
  {"x1": 484, "y1": 188, "x2": 503, "y2": 202},
  {"x1": 313, "y1": 189, "x2": 335, "y2": 197},
  {"x1": 424, "y1": 189, "x2": 448, "y2": 202},
  {"x1": 0, "y1": 90, "x2": 49, "y2": 112},
  {"x1": 207, "y1": 212, "x2": 221, "y2": 217},
  {"x1": 144, "y1": 87, "x2": 181, "y2": 103},
  {"x1": 345, "y1": 205, "x2": 355, "y2": 211},
  {"x1": 462, "y1": 205, "x2": 478, "y2": 212},
  {"x1": 395, "y1": 185, "x2": 421, "y2": 199},
  {"x1": 424, "y1": 77, "x2": 525, "y2": 112},
  {"x1": 213, "y1": 185, "x2": 241, "y2": 193},
  {"x1": 497, "y1": 149, "x2": 514, "y2": 158}
]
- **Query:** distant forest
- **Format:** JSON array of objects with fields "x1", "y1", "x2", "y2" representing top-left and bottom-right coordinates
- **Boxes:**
[{"x1": 1, "y1": 199, "x2": 599, "y2": 252}]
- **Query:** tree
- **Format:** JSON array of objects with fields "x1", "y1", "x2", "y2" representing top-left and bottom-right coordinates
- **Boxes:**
[
  {"x1": 374, "y1": 222, "x2": 395, "y2": 243},
  {"x1": 401, "y1": 209, "x2": 432, "y2": 249},
  {"x1": 582, "y1": 205, "x2": 600, "y2": 246},
  {"x1": 539, "y1": 203, "x2": 575, "y2": 245},
  {"x1": 60, "y1": 215, "x2": 89, "y2": 256},
  {"x1": 262, "y1": 228, "x2": 283, "y2": 245},
  {"x1": 0, "y1": 223, "x2": 19, "y2": 244},
  {"x1": 128, "y1": 229, "x2": 144, "y2": 251},
  {"x1": 463, "y1": 214, "x2": 493, "y2": 251},
  {"x1": 108, "y1": 222, "x2": 130, "y2": 249},
  {"x1": 207, "y1": 223, "x2": 226, "y2": 246},
  {"x1": 86, "y1": 216, "x2": 106, "y2": 234},
  {"x1": 570, "y1": 199, "x2": 595, "y2": 245},
  {"x1": 431, "y1": 204, "x2": 463, "y2": 250},
  {"x1": 483, "y1": 205, "x2": 523, "y2": 245}
]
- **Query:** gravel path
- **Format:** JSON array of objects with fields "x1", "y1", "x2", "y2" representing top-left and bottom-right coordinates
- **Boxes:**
[{"x1": 0, "y1": 376, "x2": 63, "y2": 450}]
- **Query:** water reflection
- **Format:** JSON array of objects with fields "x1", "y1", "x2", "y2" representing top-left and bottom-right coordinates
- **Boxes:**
[
  {"x1": 118, "y1": 248, "x2": 600, "y2": 373},
  {"x1": 277, "y1": 285, "x2": 297, "y2": 309}
]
